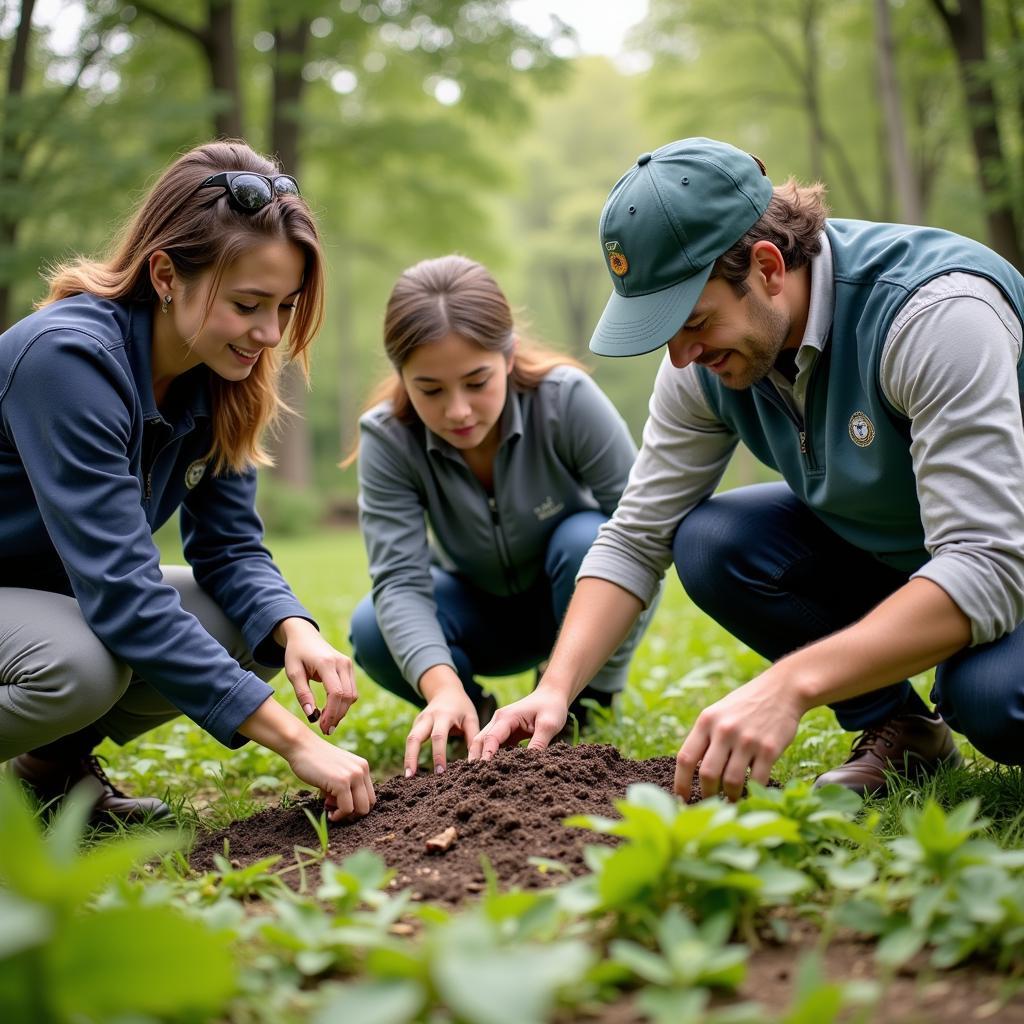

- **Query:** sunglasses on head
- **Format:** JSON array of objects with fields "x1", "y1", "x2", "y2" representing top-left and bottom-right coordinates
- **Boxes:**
[{"x1": 195, "y1": 171, "x2": 300, "y2": 213}]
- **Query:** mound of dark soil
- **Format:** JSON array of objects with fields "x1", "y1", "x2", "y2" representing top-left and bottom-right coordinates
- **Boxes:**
[{"x1": 190, "y1": 743, "x2": 680, "y2": 903}]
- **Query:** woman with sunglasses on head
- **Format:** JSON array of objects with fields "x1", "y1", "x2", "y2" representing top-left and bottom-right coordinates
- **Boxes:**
[
  {"x1": 348, "y1": 255, "x2": 653, "y2": 777},
  {"x1": 0, "y1": 140, "x2": 374, "y2": 824}
]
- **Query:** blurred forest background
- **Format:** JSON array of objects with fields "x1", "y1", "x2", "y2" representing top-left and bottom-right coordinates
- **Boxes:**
[{"x1": 3, "y1": 0, "x2": 1023, "y2": 530}]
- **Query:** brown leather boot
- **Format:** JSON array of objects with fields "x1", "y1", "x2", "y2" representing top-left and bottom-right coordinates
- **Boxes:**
[
  {"x1": 814, "y1": 711, "x2": 962, "y2": 797},
  {"x1": 9, "y1": 750, "x2": 171, "y2": 826}
]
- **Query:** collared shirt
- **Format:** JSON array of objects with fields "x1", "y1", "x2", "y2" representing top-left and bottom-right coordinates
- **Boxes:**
[
  {"x1": 581, "y1": 232, "x2": 1024, "y2": 646},
  {"x1": 357, "y1": 365, "x2": 637, "y2": 691},
  {"x1": 0, "y1": 293, "x2": 313, "y2": 746}
]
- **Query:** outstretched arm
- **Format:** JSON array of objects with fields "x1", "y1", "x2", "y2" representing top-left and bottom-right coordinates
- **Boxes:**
[
  {"x1": 675, "y1": 577, "x2": 970, "y2": 802},
  {"x1": 239, "y1": 696, "x2": 375, "y2": 821},
  {"x1": 469, "y1": 578, "x2": 643, "y2": 759}
]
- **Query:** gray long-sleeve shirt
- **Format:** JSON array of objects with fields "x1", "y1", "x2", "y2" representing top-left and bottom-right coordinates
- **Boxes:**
[
  {"x1": 580, "y1": 233, "x2": 1024, "y2": 646},
  {"x1": 358, "y1": 365, "x2": 637, "y2": 691}
]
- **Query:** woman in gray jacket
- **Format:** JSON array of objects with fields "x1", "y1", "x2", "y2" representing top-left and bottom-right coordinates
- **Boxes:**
[{"x1": 349, "y1": 255, "x2": 650, "y2": 776}]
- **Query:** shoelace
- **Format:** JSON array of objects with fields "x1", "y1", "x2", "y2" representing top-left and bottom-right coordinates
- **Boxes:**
[
  {"x1": 850, "y1": 719, "x2": 901, "y2": 758},
  {"x1": 82, "y1": 754, "x2": 128, "y2": 798}
]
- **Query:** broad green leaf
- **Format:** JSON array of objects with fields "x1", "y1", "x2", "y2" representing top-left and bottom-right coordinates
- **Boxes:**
[
  {"x1": 823, "y1": 858, "x2": 876, "y2": 890},
  {"x1": 0, "y1": 891, "x2": 52, "y2": 957},
  {"x1": 909, "y1": 884, "x2": 946, "y2": 929},
  {"x1": 47, "y1": 906, "x2": 235, "y2": 1019},
  {"x1": 433, "y1": 938, "x2": 592, "y2": 1024},
  {"x1": 597, "y1": 842, "x2": 668, "y2": 907},
  {"x1": 620, "y1": 782, "x2": 681, "y2": 824},
  {"x1": 0, "y1": 954, "x2": 45, "y2": 1023},
  {"x1": 636, "y1": 986, "x2": 709, "y2": 1024},
  {"x1": 296, "y1": 949, "x2": 338, "y2": 976},
  {"x1": 609, "y1": 939, "x2": 674, "y2": 985},
  {"x1": 710, "y1": 847, "x2": 759, "y2": 871},
  {"x1": 781, "y1": 954, "x2": 845, "y2": 1024},
  {"x1": 338, "y1": 849, "x2": 393, "y2": 892},
  {"x1": 563, "y1": 813, "x2": 617, "y2": 833},
  {"x1": 0, "y1": 777, "x2": 56, "y2": 899},
  {"x1": 656, "y1": 906, "x2": 699, "y2": 948},
  {"x1": 834, "y1": 898, "x2": 889, "y2": 936},
  {"x1": 366, "y1": 945, "x2": 430, "y2": 981},
  {"x1": 876, "y1": 925, "x2": 926, "y2": 967},
  {"x1": 314, "y1": 979, "x2": 423, "y2": 1024},
  {"x1": 780, "y1": 983, "x2": 845, "y2": 1024},
  {"x1": 45, "y1": 781, "x2": 109, "y2": 867},
  {"x1": 809, "y1": 784, "x2": 864, "y2": 816}
]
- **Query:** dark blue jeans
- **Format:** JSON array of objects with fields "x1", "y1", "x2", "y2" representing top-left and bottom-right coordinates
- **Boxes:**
[
  {"x1": 350, "y1": 511, "x2": 645, "y2": 708},
  {"x1": 673, "y1": 482, "x2": 1024, "y2": 766}
]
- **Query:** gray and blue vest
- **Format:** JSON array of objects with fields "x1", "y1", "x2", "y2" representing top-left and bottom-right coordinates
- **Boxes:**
[{"x1": 696, "y1": 219, "x2": 1024, "y2": 571}]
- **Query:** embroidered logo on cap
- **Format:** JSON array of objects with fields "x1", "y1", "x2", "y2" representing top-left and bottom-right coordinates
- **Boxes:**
[
  {"x1": 848, "y1": 411, "x2": 875, "y2": 448},
  {"x1": 605, "y1": 240, "x2": 629, "y2": 277},
  {"x1": 185, "y1": 459, "x2": 208, "y2": 489}
]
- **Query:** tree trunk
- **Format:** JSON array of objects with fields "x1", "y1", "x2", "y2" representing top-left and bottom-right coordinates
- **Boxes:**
[
  {"x1": 204, "y1": 0, "x2": 244, "y2": 139},
  {"x1": 0, "y1": 0, "x2": 36, "y2": 329},
  {"x1": 931, "y1": 0, "x2": 1023, "y2": 265},
  {"x1": 128, "y1": 1, "x2": 244, "y2": 139},
  {"x1": 874, "y1": 0, "x2": 923, "y2": 223},
  {"x1": 554, "y1": 264, "x2": 592, "y2": 360},
  {"x1": 268, "y1": 17, "x2": 314, "y2": 489},
  {"x1": 1004, "y1": 0, "x2": 1024, "y2": 205},
  {"x1": 800, "y1": 0, "x2": 826, "y2": 182}
]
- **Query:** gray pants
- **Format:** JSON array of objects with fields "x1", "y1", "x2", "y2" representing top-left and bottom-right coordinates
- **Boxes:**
[{"x1": 0, "y1": 566, "x2": 278, "y2": 762}]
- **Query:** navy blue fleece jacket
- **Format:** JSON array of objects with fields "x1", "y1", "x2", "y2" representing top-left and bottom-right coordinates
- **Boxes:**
[{"x1": 0, "y1": 293, "x2": 314, "y2": 746}]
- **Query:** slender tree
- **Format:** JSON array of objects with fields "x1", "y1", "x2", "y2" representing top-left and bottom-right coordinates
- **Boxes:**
[
  {"x1": 874, "y1": 0, "x2": 923, "y2": 223},
  {"x1": 930, "y1": 0, "x2": 1023, "y2": 265},
  {"x1": 130, "y1": 0, "x2": 244, "y2": 139}
]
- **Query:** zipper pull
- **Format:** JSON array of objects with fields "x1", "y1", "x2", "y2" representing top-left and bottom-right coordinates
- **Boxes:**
[
  {"x1": 488, "y1": 496, "x2": 499, "y2": 523},
  {"x1": 798, "y1": 430, "x2": 807, "y2": 454}
]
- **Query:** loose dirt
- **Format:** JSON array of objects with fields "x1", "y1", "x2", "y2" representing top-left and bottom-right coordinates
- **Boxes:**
[{"x1": 190, "y1": 743, "x2": 679, "y2": 902}]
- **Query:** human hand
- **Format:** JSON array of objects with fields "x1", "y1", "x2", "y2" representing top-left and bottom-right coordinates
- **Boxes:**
[
  {"x1": 405, "y1": 679, "x2": 480, "y2": 777},
  {"x1": 287, "y1": 732, "x2": 375, "y2": 822},
  {"x1": 277, "y1": 618, "x2": 357, "y2": 736},
  {"x1": 674, "y1": 670, "x2": 806, "y2": 802},
  {"x1": 468, "y1": 688, "x2": 569, "y2": 761}
]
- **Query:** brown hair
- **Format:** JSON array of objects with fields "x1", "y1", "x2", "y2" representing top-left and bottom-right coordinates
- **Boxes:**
[
  {"x1": 41, "y1": 140, "x2": 325, "y2": 474},
  {"x1": 342, "y1": 255, "x2": 581, "y2": 466},
  {"x1": 712, "y1": 177, "x2": 829, "y2": 296}
]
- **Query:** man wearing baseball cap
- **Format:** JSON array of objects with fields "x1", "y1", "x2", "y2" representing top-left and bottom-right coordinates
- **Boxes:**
[{"x1": 471, "y1": 137, "x2": 1024, "y2": 801}]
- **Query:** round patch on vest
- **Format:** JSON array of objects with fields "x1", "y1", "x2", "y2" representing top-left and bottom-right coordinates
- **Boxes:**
[
  {"x1": 185, "y1": 459, "x2": 208, "y2": 489},
  {"x1": 848, "y1": 411, "x2": 875, "y2": 448}
]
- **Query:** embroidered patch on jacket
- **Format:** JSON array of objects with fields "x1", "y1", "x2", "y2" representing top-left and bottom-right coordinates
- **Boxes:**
[
  {"x1": 605, "y1": 240, "x2": 629, "y2": 277},
  {"x1": 848, "y1": 411, "x2": 875, "y2": 448},
  {"x1": 185, "y1": 459, "x2": 208, "y2": 489},
  {"x1": 533, "y1": 496, "x2": 565, "y2": 521}
]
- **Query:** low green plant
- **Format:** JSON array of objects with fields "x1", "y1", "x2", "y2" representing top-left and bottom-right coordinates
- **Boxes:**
[
  {"x1": 566, "y1": 783, "x2": 815, "y2": 939},
  {"x1": 609, "y1": 909, "x2": 748, "y2": 991},
  {"x1": 836, "y1": 798, "x2": 1024, "y2": 971},
  {"x1": 313, "y1": 897, "x2": 594, "y2": 1024},
  {"x1": 0, "y1": 775, "x2": 236, "y2": 1022}
]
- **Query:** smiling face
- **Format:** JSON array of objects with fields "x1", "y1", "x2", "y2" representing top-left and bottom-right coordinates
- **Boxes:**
[
  {"x1": 400, "y1": 332, "x2": 512, "y2": 452},
  {"x1": 665, "y1": 276, "x2": 793, "y2": 390},
  {"x1": 156, "y1": 239, "x2": 305, "y2": 385}
]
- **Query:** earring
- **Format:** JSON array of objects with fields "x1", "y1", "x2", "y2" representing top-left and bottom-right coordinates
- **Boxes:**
[{"x1": 160, "y1": 294, "x2": 172, "y2": 314}]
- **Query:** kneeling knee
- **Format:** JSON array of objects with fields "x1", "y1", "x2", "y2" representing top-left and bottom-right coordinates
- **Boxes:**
[{"x1": 673, "y1": 505, "x2": 752, "y2": 608}]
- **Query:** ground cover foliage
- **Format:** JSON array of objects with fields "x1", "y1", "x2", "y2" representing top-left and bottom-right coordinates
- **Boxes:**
[{"x1": 3, "y1": 528, "x2": 1024, "y2": 1023}]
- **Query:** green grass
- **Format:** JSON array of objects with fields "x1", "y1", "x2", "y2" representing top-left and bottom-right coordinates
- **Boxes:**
[
  {"x1": 11, "y1": 525, "x2": 1024, "y2": 1024},
  {"x1": 108, "y1": 526, "x2": 1016, "y2": 844}
]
